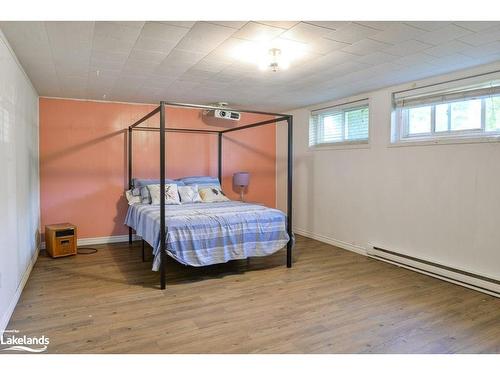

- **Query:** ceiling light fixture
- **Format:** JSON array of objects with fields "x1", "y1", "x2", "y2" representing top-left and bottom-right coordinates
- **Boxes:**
[
  {"x1": 232, "y1": 39, "x2": 307, "y2": 73},
  {"x1": 259, "y1": 48, "x2": 289, "y2": 72}
]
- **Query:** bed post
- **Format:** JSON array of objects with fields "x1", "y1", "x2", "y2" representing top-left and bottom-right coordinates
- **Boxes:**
[
  {"x1": 218, "y1": 132, "x2": 222, "y2": 185},
  {"x1": 286, "y1": 115, "x2": 293, "y2": 268},
  {"x1": 128, "y1": 126, "x2": 133, "y2": 244},
  {"x1": 160, "y1": 102, "x2": 167, "y2": 290}
]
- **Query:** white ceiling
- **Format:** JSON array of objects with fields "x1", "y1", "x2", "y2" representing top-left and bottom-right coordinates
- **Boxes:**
[{"x1": 1, "y1": 21, "x2": 500, "y2": 111}]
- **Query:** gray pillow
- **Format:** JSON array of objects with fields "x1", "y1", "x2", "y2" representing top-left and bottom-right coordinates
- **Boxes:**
[
  {"x1": 132, "y1": 178, "x2": 184, "y2": 188},
  {"x1": 179, "y1": 176, "x2": 221, "y2": 189}
]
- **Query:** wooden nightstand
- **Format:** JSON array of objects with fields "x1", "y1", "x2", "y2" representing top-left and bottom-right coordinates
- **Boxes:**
[{"x1": 45, "y1": 223, "x2": 77, "y2": 258}]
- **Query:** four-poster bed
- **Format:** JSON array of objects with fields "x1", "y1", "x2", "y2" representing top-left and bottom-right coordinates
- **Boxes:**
[{"x1": 126, "y1": 101, "x2": 293, "y2": 290}]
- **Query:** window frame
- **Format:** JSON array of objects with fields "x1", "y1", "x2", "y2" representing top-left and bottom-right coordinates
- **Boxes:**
[
  {"x1": 309, "y1": 100, "x2": 370, "y2": 149},
  {"x1": 394, "y1": 94, "x2": 500, "y2": 144}
]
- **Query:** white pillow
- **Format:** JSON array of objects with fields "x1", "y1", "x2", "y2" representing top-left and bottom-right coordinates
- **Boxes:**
[
  {"x1": 178, "y1": 184, "x2": 202, "y2": 203},
  {"x1": 147, "y1": 184, "x2": 181, "y2": 205},
  {"x1": 125, "y1": 190, "x2": 142, "y2": 205},
  {"x1": 199, "y1": 186, "x2": 230, "y2": 203}
]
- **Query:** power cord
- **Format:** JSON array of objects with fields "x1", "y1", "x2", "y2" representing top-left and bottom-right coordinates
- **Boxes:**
[{"x1": 77, "y1": 247, "x2": 98, "y2": 255}]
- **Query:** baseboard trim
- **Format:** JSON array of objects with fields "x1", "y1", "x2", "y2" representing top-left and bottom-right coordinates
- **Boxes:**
[
  {"x1": 293, "y1": 228, "x2": 367, "y2": 256},
  {"x1": 0, "y1": 246, "x2": 39, "y2": 333},
  {"x1": 367, "y1": 246, "x2": 500, "y2": 298},
  {"x1": 41, "y1": 234, "x2": 140, "y2": 249},
  {"x1": 293, "y1": 228, "x2": 499, "y2": 298}
]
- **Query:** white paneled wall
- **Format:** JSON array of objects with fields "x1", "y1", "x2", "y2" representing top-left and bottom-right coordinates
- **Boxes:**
[
  {"x1": 0, "y1": 30, "x2": 39, "y2": 331},
  {"x1": 277, "y1": 61, "x2": 500, "y2": 281}
]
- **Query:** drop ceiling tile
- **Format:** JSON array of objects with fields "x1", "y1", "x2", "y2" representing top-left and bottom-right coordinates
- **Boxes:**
[
  {"x1": 128, "y1": 49, "x2": 168, "y2": 63},
  {"x1": 92, "y1": 34, "x2": 136, "y2": 54},
  {"x1": 93, "y1": 21, "x2": 143, "y2": 40},
  {"x1": 258, "y1": 21, "x2": 300, "y2": 29},
  {"x1": 90, "y1": 57, "x2": 127, "y2": 71},
  {"x1": 122, "y1": 59, "x2": 161, "y2": 75},
  {"x1": 140, "y1": 22, "x2": 191, "y2": 42},
  {"x1": 306, "y1": 21, "x2": 351, "y2": 30},
  {"x1": 54, "y1": 63, "x2": 89, "y2": 77},
  {"x1": 423, "y1": 40, "x2": 472, "y2": 57},
  {"x1": 414, "y1": 23, "x2": 473, "y2": 45},
  {"x1": 180, "y1": 68, "x2": 217, "y2": 82},
  {"x1": 325, "y1": 23, "x2": 379, "y2": 44},
  {"x1": 232, "y1": 21, "x2": 285, "y2": 42},
  {"x1": 341, "y1": 38, "x2": 392, "y2": 56},
  {"x1": 458, "y1": 25, "x2": 500, "y2": 46},
  {"x1": 142, "y1": 75, "x2": 177, "y2": 88},
  {"x1": 44, "y1": 21, "x2": 94, "y2": 46},
  {"x1": 0, "y1": 21, "x2": 52, "y2": 61},
  {"x1": 59, "y1": 75, "x2": 88, "y2": 90},
  {"x1": 392, "y1": 52, "x2": 437, "y2": 67},
  {"x1": 461, "y1": 41, "x2": 500, "y2": 58},
  {"x1": 453, "y1": 21, "x2": 499, "y2": 32},
  {"x1": 157, "y1": 21, "x2": 196, "y2": 28},
  {"x1": 313, "y1": 50, "x2": 360, "y2": 68},
  {"x1": 382, "y1": 39, "x2": 433, "y2": 56},
  {"x1": 193, "y1": 59, "x2": 232, "y2": 73},
  {"x1": 88, "y1": 68, "x2": 119, "y2": 81},
  {"x1": 208, "y1": 21, "x2": 247, "y2": 29},
  {"x1": 281, "y1": 22, "x2": 337, "y2": 43},
  {"x1": 404, "y1": 21, "x2": 451, "y2": 31},
  {"x1": 176, "y1": 22, "x2": 236, "y2": 53},
  {"x1": 308, "y1": 37, "x2": 350, "y2": 55},
  {"x1": 425, "y1": 53, "x2": 477, "y2": 68},
  {"x1": 356, "y1": 51, "x2": 399, "y2": 65},
  {"x1": 133, "y1": 36, "x2": 178, "y2": 54},
  {"x1": 370, "y1": 23, "x2": 427, "y2": 44},
  {"x1": 159, "y1": 48, "x2": 206, "y2": 67},
  {"x1": 109, "y1": 21, "x2": 145, "y2": 29},
  {"x1": 354, "y1": 21, "x2": 397, "y2": 31}
]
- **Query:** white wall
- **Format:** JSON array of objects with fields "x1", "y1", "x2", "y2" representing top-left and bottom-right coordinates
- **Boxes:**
[
  {"x1": 0, "y1": 30, "x2": 40, "y2": 331},
  {"x1": 278, "y1": 61, "x2": 500, "y2": 281}
]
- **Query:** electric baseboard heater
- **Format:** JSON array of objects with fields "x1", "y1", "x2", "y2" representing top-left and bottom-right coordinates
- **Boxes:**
[{"x1": 367, "y1": 246, "x2": 500, "y2": 298}]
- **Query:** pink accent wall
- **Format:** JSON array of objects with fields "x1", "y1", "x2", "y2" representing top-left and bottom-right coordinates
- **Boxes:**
[{"x1": 39, "y1": 98, "x2": 276, "y2": 239}]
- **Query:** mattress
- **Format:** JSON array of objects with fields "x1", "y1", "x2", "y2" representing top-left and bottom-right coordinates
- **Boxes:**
[{"x1": 124, "y1": 201, "x2": 290, "y2": 270}]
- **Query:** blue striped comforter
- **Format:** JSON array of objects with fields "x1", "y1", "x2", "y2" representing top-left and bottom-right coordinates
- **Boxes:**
[{"x1": 124, "y1": 201, "x2": 290, "y2": 270}]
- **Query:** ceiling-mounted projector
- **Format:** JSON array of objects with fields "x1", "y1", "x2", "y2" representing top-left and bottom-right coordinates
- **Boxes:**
[{"x1": 206, "y1": 109, "x2": 241, "y2": 121}]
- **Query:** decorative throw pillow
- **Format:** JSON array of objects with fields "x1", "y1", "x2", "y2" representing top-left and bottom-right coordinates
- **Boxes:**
[
  {"x1": 125, "y1": 190, "x2": 142, "y2": 205},
  {"x1": 199, "y1": 186, "x2": 230, "y2": 203},
  {"x1": 147, "y1": 184, "x2": 181, "y2": 205},
  {"x1": 140, "y1": 186, "x2": 152, "y2": 204},
  {"x1": 178, "y1": 185, "x2": 202, "y2": 203}
]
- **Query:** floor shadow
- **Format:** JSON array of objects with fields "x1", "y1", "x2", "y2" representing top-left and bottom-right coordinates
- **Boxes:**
[{"x1": 106, "y1": 239, "x2": 294, "y2": 289}]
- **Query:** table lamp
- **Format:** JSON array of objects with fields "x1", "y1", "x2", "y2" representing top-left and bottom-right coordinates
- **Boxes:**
[{"x1": 233, "y1": 172, "x2": 250, "y2": 202}]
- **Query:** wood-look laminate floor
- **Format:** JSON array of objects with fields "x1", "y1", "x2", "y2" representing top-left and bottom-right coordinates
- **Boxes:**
[{"x1": 5, "y1": 235, "x2": 500, "y2": 354}]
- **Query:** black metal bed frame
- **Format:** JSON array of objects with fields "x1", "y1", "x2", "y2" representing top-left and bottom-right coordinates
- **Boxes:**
[{"x1": 127, "y1": 101, "x2": 293, "y2": 289}]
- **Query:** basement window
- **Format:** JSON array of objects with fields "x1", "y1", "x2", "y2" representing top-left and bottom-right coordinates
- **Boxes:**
[
  {"x1": 392, "y1": 74, "x2": 500, "y2": 144},
  {"x1": 309, "y1": 99, "x2": 369, "y2": 148}
]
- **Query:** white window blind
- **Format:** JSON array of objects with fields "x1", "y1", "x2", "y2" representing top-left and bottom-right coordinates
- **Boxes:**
[
  {"x1": 392, "y1": 73, "x2": 500, "y2": 143},
  {"x1": 309, "y1": 99, "x2": 369, "y2": 147}
]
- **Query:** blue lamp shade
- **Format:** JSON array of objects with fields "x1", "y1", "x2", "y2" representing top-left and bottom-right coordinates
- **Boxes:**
[{"x1": 233, "y1": 172, "x2": 250, "y2": 187}]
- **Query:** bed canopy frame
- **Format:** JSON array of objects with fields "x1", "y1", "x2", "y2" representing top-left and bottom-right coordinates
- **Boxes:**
[{"x1": 127, "y1": 101, "x2": 293, "y2": 290}]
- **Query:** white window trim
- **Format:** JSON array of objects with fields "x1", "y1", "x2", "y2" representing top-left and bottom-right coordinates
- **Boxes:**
[
  {"x1": 309, "y1": 98, "x2": 370, "y2": 149},
  {"x1": 391, "y1": 72, "x2": 500, "y2": 146},
  {"x1": 387, "y1": 134, "x2": 500, "y2": 148}
]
